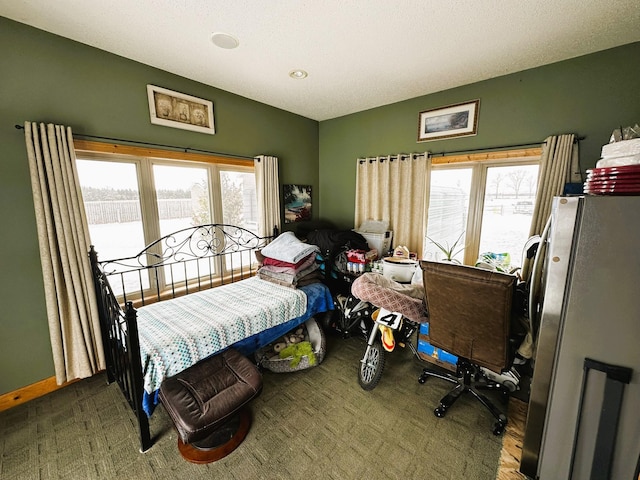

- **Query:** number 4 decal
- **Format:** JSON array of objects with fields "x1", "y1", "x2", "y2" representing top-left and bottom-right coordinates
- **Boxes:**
[{"x1": 376, "y1": 308, "x2": 403, "y2": 330}]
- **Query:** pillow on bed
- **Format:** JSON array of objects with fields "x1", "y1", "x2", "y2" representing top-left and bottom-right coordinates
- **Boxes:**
[{"x1": 261, "y1": 231, "x2": 319, "y2": 264}]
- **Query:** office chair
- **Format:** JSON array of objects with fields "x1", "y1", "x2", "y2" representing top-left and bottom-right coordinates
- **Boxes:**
[{"x1": 419, "y1": 260, "x2": 518, "y2": 435}]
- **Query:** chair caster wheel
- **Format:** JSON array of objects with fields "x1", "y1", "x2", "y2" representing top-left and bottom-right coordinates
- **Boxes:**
[
  {"x1": 418, "y1": 375, "x2": 427, "y2": 384},
  {"x1": 493, "y1": 423, "x2": 505, "y2": 436},
  {"x1": 434, "y1": 406, "x2": 447, "y2": 418}
]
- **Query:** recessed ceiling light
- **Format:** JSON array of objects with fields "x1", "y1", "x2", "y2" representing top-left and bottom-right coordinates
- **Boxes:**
[
  {"x1": 211, "y1": 32, "x2": 239, "y2": 49},
  {"x1": 289, "y1": 70, "x2": 308, "y2": 79}
]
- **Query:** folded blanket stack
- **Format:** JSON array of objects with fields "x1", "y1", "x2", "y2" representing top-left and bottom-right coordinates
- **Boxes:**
[{"x1": 258, "y1": 231, "x2": 322, "y2": 288}]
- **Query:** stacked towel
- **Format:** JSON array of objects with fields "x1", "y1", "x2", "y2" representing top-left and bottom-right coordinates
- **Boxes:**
[
  {"x1": 258, "y1": 232, "x2": 322, "y2": 288},
  {"x1": 260, "y1": 231, "x2": 319, "y2": 263}
]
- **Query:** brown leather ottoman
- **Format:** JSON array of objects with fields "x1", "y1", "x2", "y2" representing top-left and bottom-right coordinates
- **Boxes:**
[{"x1": 159, "y1": 348, "x2": 263, "y2": 463}]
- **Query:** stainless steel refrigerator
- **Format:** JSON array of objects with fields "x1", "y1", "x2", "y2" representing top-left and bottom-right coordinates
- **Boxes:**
[{"x1": 520, "y1": 195, "x2": 640, "y2": 479}]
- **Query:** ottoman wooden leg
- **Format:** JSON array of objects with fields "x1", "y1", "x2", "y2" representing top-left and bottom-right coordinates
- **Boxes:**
[{"x1": 177, "y1": 407, "x2": 252, "y2": 464}]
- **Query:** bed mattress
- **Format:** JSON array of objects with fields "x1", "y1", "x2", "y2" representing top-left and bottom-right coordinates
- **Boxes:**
[{"x1": 137, "y1": 276, "x2": 333, "y2": 415}]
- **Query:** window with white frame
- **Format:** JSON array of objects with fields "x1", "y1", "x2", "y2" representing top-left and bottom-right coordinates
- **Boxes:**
[
  {"x1": 424, "y1": 156, "x2": 540, "y2": 271},
  {"x1": 75, "y1": 143, "x2": 257, "y2": 293}
]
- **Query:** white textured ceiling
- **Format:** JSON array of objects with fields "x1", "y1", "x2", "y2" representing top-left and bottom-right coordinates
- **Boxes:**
[{"x1": 1, "y1": 0, "x2": 639, "y2": 121}]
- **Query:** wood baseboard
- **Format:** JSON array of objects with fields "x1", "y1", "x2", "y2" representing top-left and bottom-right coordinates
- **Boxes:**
[{"x1": 0, "y1": 376, "x2": 68, "y2": 412}]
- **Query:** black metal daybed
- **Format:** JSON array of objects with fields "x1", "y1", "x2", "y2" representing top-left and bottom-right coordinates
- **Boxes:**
[{"x1": 89, "y1": 224, "x2": 333, "y2": 452}]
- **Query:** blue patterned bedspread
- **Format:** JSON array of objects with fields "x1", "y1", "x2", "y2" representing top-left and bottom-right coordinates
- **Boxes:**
[{"x1": 139, "y1": 277, "x2": 333, "y2": 415}]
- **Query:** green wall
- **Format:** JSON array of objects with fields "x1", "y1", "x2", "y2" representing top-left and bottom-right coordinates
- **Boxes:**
[
  {"x1": 319, "y1": 42, "x2": 640, "y2": 227},
  {"x1": 0, "y1": 17, "x2": 318, "y2": 394}
]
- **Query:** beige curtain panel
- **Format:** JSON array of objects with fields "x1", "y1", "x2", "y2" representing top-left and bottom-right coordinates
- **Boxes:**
[
  {"x1": 520, "y1": 133, "x2": 578, "y2": 284},
  {"x1": 355, "y1": 153, "x2": 430, "y2": 257},
  {"x1": 254, "y1": 155, "x2": 281, "y2": 237},
  {"x1": 529, "y1": 134, "x2": 579, "y2": 238},
  {"x1": 24, "y1": 122, "x2": 105, "y2": 385}
]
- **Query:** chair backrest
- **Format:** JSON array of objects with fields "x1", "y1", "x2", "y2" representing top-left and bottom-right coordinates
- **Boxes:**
[{"x1": 420, "y1": 260, "x2": 517, "y2": 373}]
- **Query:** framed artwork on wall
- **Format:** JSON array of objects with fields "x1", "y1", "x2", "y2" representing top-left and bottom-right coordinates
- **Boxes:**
[
  {"x1": 417, "y1": 99, "x2": 479, "y2": 142},
  {"x1": 284, "y1": 185, "x2": 312, "y2": 223},
  {"x1": 147, "y1": 85, "x2": 215, "y2": 135}
]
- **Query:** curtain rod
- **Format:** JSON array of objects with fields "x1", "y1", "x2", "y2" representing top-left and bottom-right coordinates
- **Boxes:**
[
  {"x1": 359, "y1": 136, "x2": 584, "y2": 163},
  {"x1": 359, "y1": 153, "x2": 426, "y2": 164},
  {"x1": 430, "y1": 141, "x2": 544, "y2": 157},
  {"x1": 430, "y1": 136, "x2": 583, "y2": 157},
  {"x1": 14, "y1": 124, "x2": 256, "y2": 161}
]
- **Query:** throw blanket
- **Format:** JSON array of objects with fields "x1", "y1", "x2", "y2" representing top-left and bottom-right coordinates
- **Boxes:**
[
  {"x1": 260, "y1": 231, "x2": 319, "y2": 264},
  {"x1": 137, "y1": 276, "x2": 307, "y2": 396},
  {"x1": 258, "y1": 261, "x2": 320, "y2": 287},
  {"x1": 351, "y1": 273, "x2": 427, "y2": 324}
]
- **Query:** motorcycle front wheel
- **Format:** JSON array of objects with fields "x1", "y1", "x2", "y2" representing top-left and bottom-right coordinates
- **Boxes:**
[{"x1": 358, "y1": 339, "x2": 385, "y2": 390}]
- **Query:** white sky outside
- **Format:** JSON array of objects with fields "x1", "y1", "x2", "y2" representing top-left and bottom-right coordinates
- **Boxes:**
[
  {"x1": 153, "y1": 164, "x2": 206, "y2": 191},
  {"x1": 432, "y1": 168, "x2": 472, "y2": 190},
  {"x1": 76, "y1": 159, "x2": 139, "y2": 189}
]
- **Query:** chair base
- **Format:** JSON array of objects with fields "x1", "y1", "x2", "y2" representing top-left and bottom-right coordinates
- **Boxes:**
[
  {"x1": 419, "y1": 362, "x2": 508, "y2": 435},
  {"x1": 177, "y1": 407, "x2": 252, "y2": 464}
]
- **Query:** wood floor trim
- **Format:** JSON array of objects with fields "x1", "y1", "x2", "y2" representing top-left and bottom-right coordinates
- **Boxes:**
[{"x1": 0, "y1": 376, "x2": 71, "y2": 412}]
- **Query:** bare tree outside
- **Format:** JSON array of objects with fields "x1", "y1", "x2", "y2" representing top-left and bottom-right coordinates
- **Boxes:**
[
  {"x1": 506, "y1": 169, "x2": 531, "y2": 199},
  {"x1": 489, "y1": 172, "x2": 505, "y2": 199}
]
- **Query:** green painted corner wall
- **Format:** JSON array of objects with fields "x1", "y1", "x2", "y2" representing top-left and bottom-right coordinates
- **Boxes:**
[
  {"x1": 0, "y1": 17, "x2": 318, "y2": 394},
  {"x1": 318, "y1": 42, "x2": 640, "y2": 228}
]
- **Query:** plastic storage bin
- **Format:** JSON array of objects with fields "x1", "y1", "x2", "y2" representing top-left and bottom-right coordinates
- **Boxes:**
[{"x1": 356, "y1": 230, "x2": 393, "y2": 257}]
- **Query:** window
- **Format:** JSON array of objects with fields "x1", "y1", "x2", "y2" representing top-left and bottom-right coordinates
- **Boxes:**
[
  {"x1": 76, "y1": 159, "x2": 147, "y2": 262},
  {"x1": 152, "y1": 164, "x2": 211, "y2": 237},
  {"x1": 424, "y1": 152, "x2": 540, "y2": 270},
  {"x1": 75, "y1": 142, "x2": 257, "y2": 293}
]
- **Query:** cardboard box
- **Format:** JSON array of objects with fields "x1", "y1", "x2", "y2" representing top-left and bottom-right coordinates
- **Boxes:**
[
  {"x1": 356, "y1": 230, "x2": 393, "y2": 257},
  {"x1": 419, "y1": 322, "x2": 429, "y2": 336},
  {"x1": 417, "y1": 333, "x2": 458, "y2": 372}
]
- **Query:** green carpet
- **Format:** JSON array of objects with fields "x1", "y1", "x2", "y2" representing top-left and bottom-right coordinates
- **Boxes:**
[{"x1": 0, "y1": 333, "x2": 503, "y2": 479}]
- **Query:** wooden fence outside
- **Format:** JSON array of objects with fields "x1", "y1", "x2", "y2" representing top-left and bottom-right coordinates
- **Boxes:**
[{"x1": 84, "y1": 199, "x2": 192, "y2": 224}]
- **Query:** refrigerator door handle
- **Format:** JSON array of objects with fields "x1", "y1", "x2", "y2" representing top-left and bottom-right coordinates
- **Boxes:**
[{"x1": 529, "y1": 215, "x2": 551, "y2": 340}]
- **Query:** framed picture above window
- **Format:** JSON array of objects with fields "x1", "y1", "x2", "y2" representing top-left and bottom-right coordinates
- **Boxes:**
[
  {"x1": 417, "y1": 99, "x2": 479, "y2": 142},
  {"x1": 147, "y1": 85, "x2": 215, "y2": 135},
  {"x1": 283, "y1": 184, "x2": 312, "y2": 223}
]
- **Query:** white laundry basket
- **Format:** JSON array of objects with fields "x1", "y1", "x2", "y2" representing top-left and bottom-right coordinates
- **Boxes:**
[{"x1": 255, "y1": 317, "x2": 326, "y2": 373}]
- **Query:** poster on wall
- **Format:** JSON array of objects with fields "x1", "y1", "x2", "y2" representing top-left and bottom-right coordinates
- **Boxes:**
[{"x1": 284, "y1": 185, "x2": 312, "y2": 223}]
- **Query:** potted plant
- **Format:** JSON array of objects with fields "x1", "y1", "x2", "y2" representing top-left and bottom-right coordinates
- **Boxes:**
[{"x1": 427, "y1": 232, "x2": 465, "y2": 263}]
